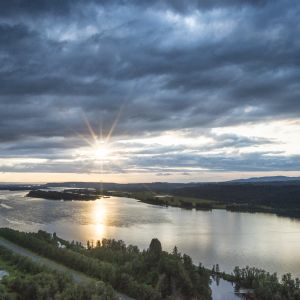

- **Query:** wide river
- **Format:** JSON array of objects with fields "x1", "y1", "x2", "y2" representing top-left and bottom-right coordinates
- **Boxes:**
[{"x1": 1, "y1": 190, "x2": 300, "y2": 279}]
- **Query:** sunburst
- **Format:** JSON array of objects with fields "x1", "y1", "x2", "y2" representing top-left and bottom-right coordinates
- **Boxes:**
[{"x1": 93, "y1": 140, "x2": 110, "y2": 160}]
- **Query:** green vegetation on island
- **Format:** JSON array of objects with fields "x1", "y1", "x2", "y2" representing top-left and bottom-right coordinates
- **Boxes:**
[
  {"x1": 26, "y1": 189, "x2": 98, "y2": 201},
  {"x1": 20, "y1": 179, "x2": 300, "y2": 219}
]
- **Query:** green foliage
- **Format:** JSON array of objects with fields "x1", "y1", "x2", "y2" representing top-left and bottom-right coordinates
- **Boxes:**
[
  {"x1": 108, "y1": 183, "x2": 300, "y2": 218},
  {"x1": 0, "y1": 228, "x2": 212, "y2": 299},
  {"x1": 2, "y1": 227, "x2": 300, "y2": 299},
  {"x1": 233, "y1": 266, "x2": 300, "y2": 300},
  {"x1": 148, "y1": 238, "x2": 162, "y2": 261},
  {"x1": 86, "y1": 237, "x2": 211, "y2": 299},
  {"x1": 174, "y1": 183, "x2": 300, "y2": 218},
  {"x1": 27, "y1": 190, "x2": 98, "y2": 201},
  {"x1": 0, "y1": 245, "x2": 116, "y2": 300}
]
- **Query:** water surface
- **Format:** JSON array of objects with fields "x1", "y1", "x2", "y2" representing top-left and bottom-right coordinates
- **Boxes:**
[
  {"x1": 210, "y1": 279, "x2": 244, "y2": 300},
  {"x1": 1, "y1": 190, "x2": 300, "y2": 278}
]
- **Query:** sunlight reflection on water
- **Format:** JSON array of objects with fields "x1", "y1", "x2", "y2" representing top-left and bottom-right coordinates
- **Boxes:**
[{"x1": 1, "y1": 190, "x2": 300, "y2": 278}]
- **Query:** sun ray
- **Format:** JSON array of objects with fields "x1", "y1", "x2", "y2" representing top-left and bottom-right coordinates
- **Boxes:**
[
  {"x1": 105, "y1": 104, "x2": 124, "y2": 144},
  {"x1": 70, "y1": 103, "x2": 128, "y2": 193},
  {"x1": 82, "y1": 112, "x2": 98, "y2": 142}
]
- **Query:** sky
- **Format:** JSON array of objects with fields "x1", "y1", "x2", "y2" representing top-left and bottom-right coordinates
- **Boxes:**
[{"x1": 0, "y1": 0, "x2": 299, "y2": 183}]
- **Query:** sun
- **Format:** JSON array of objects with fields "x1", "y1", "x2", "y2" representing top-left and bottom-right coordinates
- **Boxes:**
[{"x1": 93, "y1": 141, "x2": 110, "y2": 160}]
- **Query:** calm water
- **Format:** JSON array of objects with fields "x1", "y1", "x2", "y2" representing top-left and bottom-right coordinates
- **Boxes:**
[
  {"x1": 1, "y1": 190, "x2": 300, "y2": 279},
  {"x1": 210, "y1": 279, "x2": 244, "y2": 300}
]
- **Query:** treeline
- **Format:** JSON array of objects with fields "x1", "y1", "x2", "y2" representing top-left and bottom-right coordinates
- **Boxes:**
[
  {"x1": 174, "y1": 183, "x2": 300, "y2": 209},
  {"x1": 83, "y1": 238, "x2": 211, "y2": 299},
  {"x1": 173, "y1": 183, "x2": 300, "y2": 218},
  {"x1": 27, "y1": 190, "x2": 98, "y2": 201},
  {"x1": 0, "y1": 228, "x2": 211, "y2": 300},
  {"x1": 120, "y1": 191, "x2": 214, "y2": 211},
  {"x1": 0, "y1": 245, "x2": 116, "y2": 300},
  {"x1": 0, "y1": 228, "x2": 156, "y2": 299},
  {"x1": 232, "y1": 266, "x2": 300, "y2": 300},
  {"x1": 2, "y1": 229, "x2": 300, "y2": 299},
  {"x1": 138, "y1": 196, "x2": 213, "y2": 211},
  {"x1": 210, "y1": 265, "x2": 300, "y2": 300}
]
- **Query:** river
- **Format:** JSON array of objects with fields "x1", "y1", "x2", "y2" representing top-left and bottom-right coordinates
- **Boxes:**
[{"x1": 1, "y1": 190, "x2": 300, "y2": 281}]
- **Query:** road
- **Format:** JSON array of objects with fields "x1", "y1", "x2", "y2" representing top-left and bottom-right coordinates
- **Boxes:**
[{"x1": 0, "y1": 236, "x2": 133, "y2": 300}]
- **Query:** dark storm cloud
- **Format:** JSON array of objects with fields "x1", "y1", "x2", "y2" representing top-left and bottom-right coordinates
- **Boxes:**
[
  {"x1": 205, "y1": 134, "x2": 274, "y2": 150},
  {"x1": 115, "y1": 134, "x2": 274, "y2": 157},
  {"x1": 127, "y1": 152, "x2": 300, "y2": 172},
  {"x1": 1, "y1": 151, "x2": 299, "y2": 173},
  {"x1": 0, "y1": 0, "x2": 268, "y2": 18},
  {"x1": 0, "y1": 0, "x2": 299, "y2": 173}
]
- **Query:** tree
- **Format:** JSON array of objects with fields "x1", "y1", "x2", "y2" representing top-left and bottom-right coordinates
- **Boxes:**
[
  {"x1": 87, "y1": 240, "x2": 91, "y2": 250},
  {"x1": 148, "y1": 238, "x2": 162, "y2": 261},
  {"x1": 172, "y1": 246, "x2": 180, "y2": 258}
]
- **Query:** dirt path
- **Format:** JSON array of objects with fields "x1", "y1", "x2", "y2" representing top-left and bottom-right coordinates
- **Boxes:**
[{"x1": 0, "y1": 237, "x2": 133, "y2": 300}]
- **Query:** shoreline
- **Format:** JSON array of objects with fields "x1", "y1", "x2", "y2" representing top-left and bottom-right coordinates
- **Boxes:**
[{"x1": 106, "y1": 190, "x2": 300, "y2": 220}]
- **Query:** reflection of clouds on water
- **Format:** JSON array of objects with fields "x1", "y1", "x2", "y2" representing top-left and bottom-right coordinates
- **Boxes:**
[{"x1": 0, "y1": 203, "x2": 12, "y2": 209}]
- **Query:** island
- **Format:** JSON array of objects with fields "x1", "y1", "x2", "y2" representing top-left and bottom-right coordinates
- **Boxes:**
[
  {"x1": 25, "y1": 178, "x2": 300, "y2": 219},
  {"x1": 26, "y1": 189, "x2": 99, "y2": 201}
]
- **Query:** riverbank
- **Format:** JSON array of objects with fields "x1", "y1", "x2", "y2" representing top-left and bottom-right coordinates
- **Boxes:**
[
  {"x1": 105, "y1": 190, "x2": 300, "y2": 219},
  {"x1": 0, "y1": 234, "x2": 240, "y2": 300},
  {"x1": 0, "y1": 229, "x2": 251, "y2": 299},
  {"x1": 28, "y1": 187, "x2": 299, "y2": 219},
  {"x1": 1, "y1": 228, "x2": 299, "y2": 299},
  {"x1": 2, "y1": 190, "x2": 300, "y2": 280},
  {"x1": 0, "y1": 228, "x2": 212, "y2": 300}
]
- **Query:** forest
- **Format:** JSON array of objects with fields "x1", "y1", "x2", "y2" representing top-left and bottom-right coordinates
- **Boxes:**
[
  {"x1": 1, "y1": 228, "x2": 300, "y2": 299},
  {"x1": 0, "y1": 228, "x2": 211, "y2": 300},
  {"x1": 0, "y1": 244, "x2": 116, "y2": 300},
  {"x1": 107, "y1": 182, "x2": 300, "y2": 219},
  {"x1": 232, "y1": 266, "x2": 300, "y2": 300},
  {"x1": 23, "y1": 180, "x2": 300, "y2": 219},
  {"x1": 26, "y1": 190, "x2": 98, "y2": 201},
  {"x1": 173, "y1": 182, "x2": 300, "y2": 218}
]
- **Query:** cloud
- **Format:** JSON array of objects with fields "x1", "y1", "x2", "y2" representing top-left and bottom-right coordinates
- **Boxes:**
[
  {"x1": 0, "y1": 0, "x2": 299, "y2": 175},
  {"x1": 0, "y1": 0, "x2": 270, "y2": 19},
  {"x1": 126, "y1": 152, "x2": 300, "y2": 172}
]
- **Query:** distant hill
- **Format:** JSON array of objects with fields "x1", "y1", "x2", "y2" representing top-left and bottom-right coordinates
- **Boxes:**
[
  {"x1": 1, "y1": 176, "x2": 300, "y2": 191},
  {"x1": 43, "y1": 181, "x2": 199, "y2": 192},
  {"x1": 1, "y1": 181, "x2": 198, "y2": 191},
  {"x1": 228, "y1": 176, "x2": 300, "y2": 183}
]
